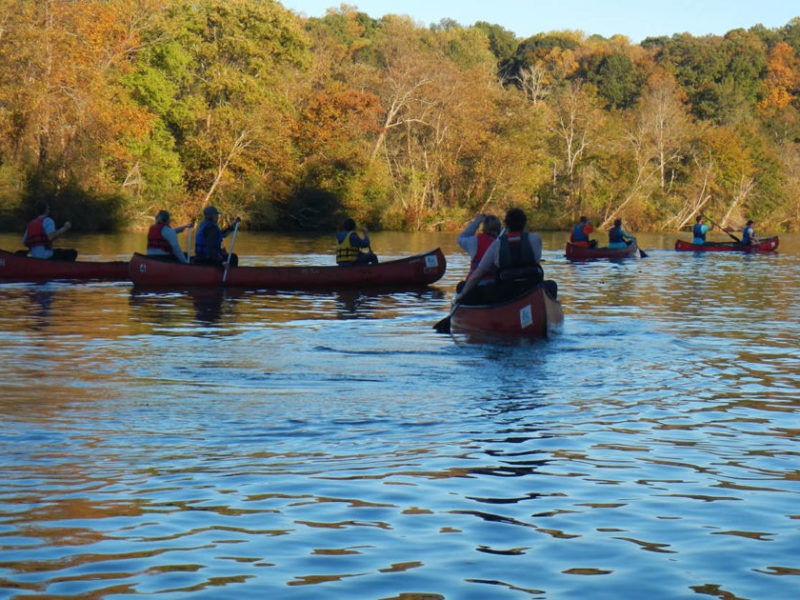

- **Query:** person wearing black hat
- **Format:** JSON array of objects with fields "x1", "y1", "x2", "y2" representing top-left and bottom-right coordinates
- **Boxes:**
[
  {"x1": 194, "y1": 205, "x2": 240, "y2": 266},
  {"x1": 146, "y1": 210, "x2": 192, "y2": 263}
]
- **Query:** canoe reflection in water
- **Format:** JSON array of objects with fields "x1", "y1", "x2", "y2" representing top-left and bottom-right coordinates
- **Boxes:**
[{"x1": 129, "y1": 288, "x2": 239, "y2": 325}]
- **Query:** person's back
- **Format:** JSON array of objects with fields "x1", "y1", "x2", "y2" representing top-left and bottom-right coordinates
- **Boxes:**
[
  {"x1": 570, "y1": 217, "x2": 595, "y2": 248},
  {"x1": 693, "y1": 216, "x2": 711, "y2": 245},
  {"x1": 742, "y1": 220, "x2": 757, "y2": 245},
  {"x1": 147, "y1": 210, "x2": 189, "y2": 263},
  {"x1": 608, "y1": 219, "x2": 633, "y2": 248}
]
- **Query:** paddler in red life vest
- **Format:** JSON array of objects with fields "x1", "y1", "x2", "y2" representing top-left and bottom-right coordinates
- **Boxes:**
[
  {"x1": 456, "y1": 213, "x2": 501, "y2": 292},
  {"x1": 455, "y1": 207, "x2": 543, "y2": 304},
  {"x1": 194, "y1": 205, "x2": 240, "y2": 267},
  {"x1": 336, "y1": 218, "x2": 378, "y2": 265},
  {"x1": 570, "y1": 216, "x2": 597, "y2": 248},
  {"x1": 146, "y1": 210, "x2": 192, "y2": 263},
  {"x1": 22, "y1": 201, "x2": 76, "y2": 261}
]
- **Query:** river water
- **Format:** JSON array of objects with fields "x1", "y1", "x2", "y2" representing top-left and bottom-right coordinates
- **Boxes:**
[{"x1": 0, "y1": 230, "x2": 798, "y2": 600}]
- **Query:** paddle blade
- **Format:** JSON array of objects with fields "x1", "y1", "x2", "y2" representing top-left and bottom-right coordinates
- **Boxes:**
[
  {"x1": 433, "y1": 315, "x2": 451, "y2": 334},
  {"x1": 639, "y1": 248, "x2": 648, "y2": 258}
]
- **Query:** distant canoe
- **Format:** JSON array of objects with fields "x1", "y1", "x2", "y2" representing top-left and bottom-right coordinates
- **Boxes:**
[
  {"x1": 129, "y1": 248, "x2": 446, "y2": 289},
  {"x1": 0, "y1": 249, "x2": 128, "y2": 283},
  {"x1": 451, "y1": 281, "x2": 564, "y2": 339},
  {"x1": 674, "y1": 237, "x2": 779, "y2": 253},
  {"x1": 565, "y1": 242, "x2": 638, "y2": 260}
]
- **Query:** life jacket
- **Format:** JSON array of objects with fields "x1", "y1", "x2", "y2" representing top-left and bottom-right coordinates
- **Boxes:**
[
  {"x1": 742, "y1": 226, "x2": 754, "y2": 245},
  {"x1": 609, "y1": 226, "x2": 624, "y2": 244},
  {"x1": 470, "y1": 233, "x2": 497, "y2": 273},
  {"x1": 24, "y1": 215, "x2": 52, "y2": 249},
  {"x1": 497, "y1": 232, "x2": 542, "y2": 285},
  {"x1": 195, "y1": 221, "x2": 221, "y2": 258},
  {"x1": 571, "y1": 223, "x2": 589, "y2": 244},
  {"x1": 147, "y1": 224, "x2": 172, "y2": 253},
  {"x1": 336, "y1": 231, "x2": 361, "y2": 263},
  {"x1": 498, "y1": 232, "x2": 537, "y2": 268},
  {"x1": 693, "y1": 223, "x2": 707, "y2": 242}
]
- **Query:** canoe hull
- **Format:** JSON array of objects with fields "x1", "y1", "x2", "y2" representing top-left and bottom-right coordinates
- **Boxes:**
[
  {"x1": 566, "y1": 242, "x2": 638, "y2": 260},
  {"x1": 129, "y1": 248, "x2": 447, "y2": 289},
  {"x1": 0, "y1": 249, "x2": 128, "y2": 283},
  {"x1": 674, "y1": 237, "x2": 779, "y2": 252},
  {"x1": 451, "y1": 282, "x2": 564, "y2": 339}
]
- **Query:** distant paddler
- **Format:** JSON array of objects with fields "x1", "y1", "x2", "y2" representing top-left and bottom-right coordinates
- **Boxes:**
[
  {"x1": 146, "y1": 210, "x2": 192, "y2": 263},
  {"x1": 194, "y1": 205, "x2": 240, "y2": 267}
]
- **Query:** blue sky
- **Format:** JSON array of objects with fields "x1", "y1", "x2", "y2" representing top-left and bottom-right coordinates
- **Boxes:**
[{"x1": 280, "y1": 1, "x2": 798, "y2": 43}]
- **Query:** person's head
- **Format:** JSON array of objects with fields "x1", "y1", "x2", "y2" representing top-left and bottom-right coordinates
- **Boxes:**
[
  {"x1": 746, "y1": 219, "x2": 754, "y2": 226},
  {"x1": 155, "y1": 210, "x2": 170, "y2": 224},
  {"x1": 504, "y1": 208, "x2": 527, "y2": 233},
  {"x1": 614, "y1": 218, "x2": 622, "y2": 227},
  {"x1": 696, "y1": 215, "x2": 703, "y2": 223},
  {"x1": 579, "y1": 216, "x2": 588, "y2": 224},
  {"x1": 203, "y1": 205, "x2": 220, "y2": 221},
  {"x1": 34, "y1": 201, "x2": 49, "y2": 216},
  {"x1": 342, "y1": 218, "x2": 356, "y2": 231},
  {"x1": 482, "y1": 215, "x2": 502, "y2": 237}
]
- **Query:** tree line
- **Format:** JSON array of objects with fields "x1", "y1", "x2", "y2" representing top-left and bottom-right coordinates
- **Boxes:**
[{"x1": 1, "y1": 0, "x2": 799, "y2": 233}]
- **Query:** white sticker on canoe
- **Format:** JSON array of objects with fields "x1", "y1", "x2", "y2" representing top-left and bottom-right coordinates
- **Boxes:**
[
  {"x1": 520, "y1": 304, "x2": 533, "y2": 329},
  {"x1": 139, "y1": 263, "x2": 147, "y2": 272},
  {"x1": 425, "y1": 255, "x2": 438, "y2": 268}
]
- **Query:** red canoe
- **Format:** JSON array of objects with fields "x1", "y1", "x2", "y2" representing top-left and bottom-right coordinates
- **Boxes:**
[
  {"x1": 129, "y1": 248, "x2": 446, "y2": 288},
  {"x1": 565, "y1": 241, "x2": 638, "y2": 260},
  {"x1": 0, "y1": 249, "x2": 128, "y2": 283},
  {"x1": 451, "y1": 281, "x2": 564, "y2": 338},
  {"x1": 674, "y1": 237, "x2": 779, "y2": 252}
]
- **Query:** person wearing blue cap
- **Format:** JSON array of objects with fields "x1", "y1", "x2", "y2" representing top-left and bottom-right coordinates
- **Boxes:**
[{"x1": 194, "y1": 205, "x2": 240, "y2": 266}]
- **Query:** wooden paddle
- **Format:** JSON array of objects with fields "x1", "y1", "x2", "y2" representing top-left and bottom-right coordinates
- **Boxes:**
[
  {"x1": 636, "y1": 239, "x2": 648, "y2": 258},
  {"x1": 186, "y1": 225, "x2": 193, "y2": 262},
  {"x1": 222, "y1": 220, "x2": 239, "y2": 283},
  {"x1": 702, "y1": 214, "x2": 740, "y2": 243}
]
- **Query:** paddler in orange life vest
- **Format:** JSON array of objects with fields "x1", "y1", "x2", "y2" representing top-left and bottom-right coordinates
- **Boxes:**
[
  {"x1": 456, "y1": 213, "x2": 501, "y2": 292},
  {"x1": 336, "y1": 218, "x2": 378, "y2": 265},
  {"x1": 194, "y1": 205, "x2": 240, "y2": 267},
  {"x1": 146, "y1": 210, "x2": 192, "y2": 263},
  {"x1": 570, "y1": 216, "x2": 597, "y2": 248},
  {"x1": 455, "y1": 207, "x2": 543, "y2": 304},
  {"x1": 22, "y1": 201, "x2": 76, "y2": 261}
]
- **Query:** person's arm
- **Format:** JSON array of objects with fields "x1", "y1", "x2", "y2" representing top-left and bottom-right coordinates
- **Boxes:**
[
  {"x1": 221, "y1": 217, "x2": 241, "y2": 238},
  {"x1": 527, "y1": 233, "x2": 543, "y2": 263},
  {"x1": 173, "y1": 222, "x2": 192, "y2": 234},
  {"x1": 350, "y1": 231, "x2": 371, "y2": 248},
  {"x1": 45, "y1": 218, "x2": 71, "y2": 241},
  {"x1": 454, "y1": 240, "x2": 498, "y2": 302},
  {"x1": 163, "y1": 227, "x2": 189, "y2": 263},
  {"x1": 457, "y1": 215, "x2": 483, "y2": 251}
]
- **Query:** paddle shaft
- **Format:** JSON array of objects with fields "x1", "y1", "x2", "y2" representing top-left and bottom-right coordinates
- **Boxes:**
[
  {"x1": 222, "y1": 221, "x2": 239, "y2": 283},
  {"x1": 702, "y1": 214, "x2": 740, "y2": 243},
  {"x1": 186, "y1": 225, "x2": 193, "y2": 262}
]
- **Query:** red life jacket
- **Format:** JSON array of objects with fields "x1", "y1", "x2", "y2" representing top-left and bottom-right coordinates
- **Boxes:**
[
  {"x1": 24, "y1": 216, "x2": 52, "y2": 249},
  {"x1": 469, "y1": 233, "x2": 497, "y2": 273},
  {"x1": 147, "y1": 224, "x2": 172, "y2": 252}
]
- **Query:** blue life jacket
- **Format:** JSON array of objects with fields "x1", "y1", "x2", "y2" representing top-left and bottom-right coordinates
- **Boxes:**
[
  {"x1": 742, "y1": 226, "x2": 754, "y2": 245},
  {"x1": 609, "y1": 226, "x2": 624, "y2": 244},
  {"x1": 572, "y1": 223, "x2": 588, "y2": 243},
  {"x1": 693, "y1": 223, "x2": 707, "y2": 242},
  {"x1": 195, "y1": 221, "x2": 221, "y2": 258}
]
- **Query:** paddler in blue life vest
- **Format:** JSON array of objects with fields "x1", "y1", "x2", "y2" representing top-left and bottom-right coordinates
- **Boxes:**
[
  {"x1": 336, "y1": 218, "x2": 378, "y2": 265},
  {"x1": 146, "y1": 210, "x2": 192, "y2": 263},
  {"x1": 570, "y1": 216, "x2": 597, "y2": 248},
  {"x1": 742, "y1": 220, "x2": 759, "y2": 246},
  {"x1": 692, "y1": 215, "x2": 713, "y2": 245},
  {"x1": 456, "y1": 213, "x2": 501, "y2": 292},
  {"x1": 454, "y1": 207, "x2": 543, "y2": 304},
  {"x1": 194, "y1": 205, "x2": 240, "y2": 267},
  {"x1": 607, "y1": 218, "x2": 635, "y2": 248},
  {"x1": 22, "y1": 201, "x2": 76, "y2": 261}
]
